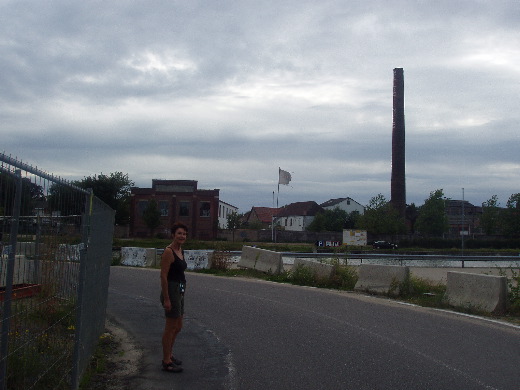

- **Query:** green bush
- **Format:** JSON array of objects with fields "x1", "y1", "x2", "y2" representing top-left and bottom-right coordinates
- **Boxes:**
[
  {"x1": 290, "y1": 264, "x2": 316, "y2": 286},
  {"x1": 330, "y1": 265, "x2": 358, "y2": 290}
]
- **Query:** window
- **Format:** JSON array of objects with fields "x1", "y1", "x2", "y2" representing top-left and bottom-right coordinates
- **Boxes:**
[
  {"x1": 159, "y1": 201, "x2": 169, "y2": 217},
  {"x1": 200, "y1": 202, "x2": 211, "y2": 217},
  {"x1": 179, "y1": 201, "x2": 190, "y2": 217},
  {"x1": 138, "y1": 200, "x2": 148, "y2": 216}
]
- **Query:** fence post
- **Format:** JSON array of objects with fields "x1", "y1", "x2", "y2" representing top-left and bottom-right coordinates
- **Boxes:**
[
  {"x1": 0, "y1": 169, "x2": 22, "y2": 390},
  {"x1": 71, "y1": 189, "x2": 93, "y2": 390}
]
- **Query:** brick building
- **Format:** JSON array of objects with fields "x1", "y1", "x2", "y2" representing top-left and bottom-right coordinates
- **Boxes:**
[
  {"x1": 130, "y1": 179, "x2": 219, "y2": 239},
  {"x1": 445, "y1": 199, "x2": 482, "y2": 236}
]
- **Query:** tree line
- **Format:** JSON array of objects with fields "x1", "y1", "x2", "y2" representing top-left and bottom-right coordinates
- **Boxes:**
[
  {"x1": 4, "y1": 168, "x2": 518, "y2": 238},
  {"x1": 0, "y1": 171, "x2": 133, "y2": 226},
  {"x1": 227, "y1": 189, "x2": 520, "y2": 238}
]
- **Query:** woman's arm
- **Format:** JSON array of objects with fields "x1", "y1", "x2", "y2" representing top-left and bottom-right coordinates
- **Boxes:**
[{"x1": 160, "y1": 248, "x2": 174, "y2": 311}]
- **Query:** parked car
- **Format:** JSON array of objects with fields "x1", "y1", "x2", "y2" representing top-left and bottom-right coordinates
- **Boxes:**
[{"x1": 372, "y1": 240, "x2": 397, "y2": 249}]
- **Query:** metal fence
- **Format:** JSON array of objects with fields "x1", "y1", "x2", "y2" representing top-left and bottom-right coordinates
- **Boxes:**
[{"x1": 0, "y1": 153, "x2": 115, "y2": 390}]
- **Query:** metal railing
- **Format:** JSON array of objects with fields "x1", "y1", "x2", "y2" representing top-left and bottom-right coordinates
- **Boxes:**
[{"x1": 0, "y1": 153, "x2": 115, "y2": 390}]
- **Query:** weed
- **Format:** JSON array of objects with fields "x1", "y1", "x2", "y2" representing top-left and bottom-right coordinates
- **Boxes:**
[
  {"x1": 6, "y1": 295, "x2": 77, "y2": 390},
  {"x1": 329, "y1": 265, "x2": 358, "y2": 290},
  {"x1": 499, "y1": 267, "x2": 520, "y2": 315},
  {"x1": 210, "y1": 245, "x2": 232, "y2": 271},
  {"x1": 403, "y1": 277, "x2": 447, "y2": 308},
  {"x1": 79, "y1": 332, "x2": 116, "y2": 389},
  {"x1": 290, "y1": 264, "x2": 316, "y2": 286}
]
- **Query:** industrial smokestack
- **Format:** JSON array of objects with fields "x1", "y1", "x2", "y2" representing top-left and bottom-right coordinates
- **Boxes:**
[{"x1": 391, "y1": 68, "x2": 406, "y2": 219}]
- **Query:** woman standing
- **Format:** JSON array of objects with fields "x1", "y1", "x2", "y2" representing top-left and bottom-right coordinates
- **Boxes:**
[{"x1": 160, "y1": 222, "x2": 188, "y2": 373}]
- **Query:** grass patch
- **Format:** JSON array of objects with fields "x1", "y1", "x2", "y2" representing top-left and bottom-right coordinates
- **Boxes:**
[
  {"x1": 7, "y1": 297, "x2": 77, "y2": 390},
  {"x1": 195, "y1": 262, "x2": 358, "y2": 291},
  {"x1": 402, "y1": 276, "x2": 447, "y2": 308}
]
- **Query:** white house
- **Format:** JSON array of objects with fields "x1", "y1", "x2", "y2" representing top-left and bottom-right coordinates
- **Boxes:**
[
  {"x1": 320, "y1": 197, "x2": 365, "y2": 215},
  {"x1": 218, "y1": 200, "x2": 239, "y2": 229},
  {"x1": 274, "y1": 201, "x2": 324, "y2": 232}
]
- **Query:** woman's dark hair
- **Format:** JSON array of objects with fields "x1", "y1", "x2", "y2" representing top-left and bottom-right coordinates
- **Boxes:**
[{"x1": 171, "y1": 222, "x2": 188, "y2": 235}]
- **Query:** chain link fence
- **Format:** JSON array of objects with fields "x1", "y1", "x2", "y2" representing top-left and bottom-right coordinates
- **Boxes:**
[{"x1": 0, "y1": 153, "x2": 115, "y2": 390}]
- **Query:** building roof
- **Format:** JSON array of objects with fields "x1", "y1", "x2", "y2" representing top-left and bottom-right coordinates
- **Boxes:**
[
  {"x1": 219, "y1": 200, "x2": 238, "y2": 209},
  {"x1": 320, "y1": 197, "x2": 362, "y2": 208},
  {"x1": 276, "y1": 201, "x2": 324, "y2": 217},
  {"x1": 247, "y1": 207, "x2": 280, "y2": 224}
]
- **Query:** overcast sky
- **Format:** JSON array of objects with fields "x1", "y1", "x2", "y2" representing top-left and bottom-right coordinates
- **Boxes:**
[{"x1": 1, "y1": 1, "x2": 519, "y2": 213}]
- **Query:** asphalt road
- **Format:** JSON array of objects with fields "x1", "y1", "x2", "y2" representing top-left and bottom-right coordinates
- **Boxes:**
[{"x1": 107, "y1": 266, "x2": 520, "y2": 390}]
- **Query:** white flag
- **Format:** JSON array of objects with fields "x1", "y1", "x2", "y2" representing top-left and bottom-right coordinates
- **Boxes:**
[{"x1": 279, "y1": 168, "x2": 291, "y2": 185}]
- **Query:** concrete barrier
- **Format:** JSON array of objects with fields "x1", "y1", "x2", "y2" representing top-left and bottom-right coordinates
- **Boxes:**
[
  {"x1": 0, "y1": 255, "x2": 31, "y2": 286},
  {"x1": 354, "y1": 264, "x2": 409, "y2": 296},
  {"x1": 121, "y1": 247, "x2": 157, "y2": 267},
  {"x1": 293, "y1": 258, "x2": 334, "y2": 279},
  {"x1": 16, "y1": 242, "x2": 44, "y2": 257},
  {"x1": 238, "y1": 246, "x2": 282, "y2": 274},
  {"x1": 445, "y1": 271, "x2": 508, "y2": 314},
  {"x1": 184, "y1": 250, "x2": 212, "y2": 270}
]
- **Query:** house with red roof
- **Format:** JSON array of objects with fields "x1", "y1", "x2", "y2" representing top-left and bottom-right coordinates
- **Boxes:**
[{"x1": 244, "y1": 207, "x2": 281, "y2": 228}]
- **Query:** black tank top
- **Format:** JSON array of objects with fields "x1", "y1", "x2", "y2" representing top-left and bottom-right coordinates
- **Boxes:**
[{"x1": 167, "y1": 247, "x2": 187, "y2": 283}]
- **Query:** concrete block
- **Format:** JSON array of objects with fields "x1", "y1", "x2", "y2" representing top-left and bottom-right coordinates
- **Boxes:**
[
  {"x1": 0, "y1": 255, "x2": 30, "y2": 286},
  {"x1": 354, "y1": 264, "x2": 409, "y2": 296},
  {"x1": 56, "y1": 244, "x2": 82, "y2": 262},
  {"x1": 446, "y1": 271, "x2": 507, "y2": 314},
  {"x1": 184, "y1": 250, "x2": 211, "y2": 270},
  {"x1": 294, "y1": 258, "x2": 335, "y2": 279},
  {"x1": 238, "y1": 246, "x2": 282, "y2": 274},
  {"x1": 121, "y1": 247, "x2": 156, "y2": 267}
]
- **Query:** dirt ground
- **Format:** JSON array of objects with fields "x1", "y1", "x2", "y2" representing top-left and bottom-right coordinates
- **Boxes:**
[{"x1": 85, "y1": 320, "x2": 142, "y2": 390}]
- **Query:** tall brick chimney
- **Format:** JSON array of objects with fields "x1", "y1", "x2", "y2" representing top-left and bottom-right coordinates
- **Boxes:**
[{"x1": 391, "y1": 68, "x2": 406, "y2": 219}]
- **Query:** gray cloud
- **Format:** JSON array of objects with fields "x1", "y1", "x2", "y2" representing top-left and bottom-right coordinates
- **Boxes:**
[{"x1": 1, "y1": 0, "x2": 519, "y2": 212}]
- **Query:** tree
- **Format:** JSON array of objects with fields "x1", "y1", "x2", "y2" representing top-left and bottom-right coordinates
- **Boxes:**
[
  {"x1": 75, "y1": 172, "x2": 134, "y2": 225},
  {"x1": 356, "y1": 194, "x2": 406, "y2": 234},
  {"x1": 0, "y1": 172, "x2": 46, "y2": 216},
  {"x1": 345, "y1": 211, "x2": 360, "y2": 229},
  {"x1": 226, "y1": 211, "x2": 242, "y2": 242},
  {"x1": 502, "y1": 193, "x2": 520, "y2": 237},
  {"x1": 307, "y1": 212, "x2": 326, "y2": 232},
  {"x1": 46, "y1": 183, "x2": 85, "y2": 216},
  {"x1": 405, "y1": 203, "x2": 419, "y2": 234},
  {"x1": 415, "y1": 189, "x2": 449, "y2": 236},
  {"x1": 480, "y1": 195, "x2": 501, "y2": 235},
  {"x1": 307, "y1": 208, "x2": 356, "y2": 232},
  {"x1": 142, "y1": 199, "x2": 161, "y2": 236}
]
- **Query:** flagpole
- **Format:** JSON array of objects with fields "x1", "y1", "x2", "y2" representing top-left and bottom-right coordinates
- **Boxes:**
[
  {"x1": 272, "y1": 191, "x2": 275, "y2": 242},
  {"x1": 277, "y1": 167, "x2": 280, "y2": 208},
  {"x1": 275, "y1": 168, "x2": 281, "y2": 242}
]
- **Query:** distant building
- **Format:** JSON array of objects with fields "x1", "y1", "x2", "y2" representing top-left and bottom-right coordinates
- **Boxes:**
[
  {"x1": 274, "y1": 201, "x2": 324, "y2": 232},
  {"x1": 445, "y1": 199, "x2": 482, "y2": 236},
  {"x1": 130, "y1": 179, "x2": 219, "y2": 239},
  {"x1": 244, "y1": 207, "x2": 281, "y2": 229},
  {"x1": 320, "y1": 197, "x2": 365, "y2": 215},
  {"x1": 218, "y1": 200, "x2": 238, "y2": 229}
]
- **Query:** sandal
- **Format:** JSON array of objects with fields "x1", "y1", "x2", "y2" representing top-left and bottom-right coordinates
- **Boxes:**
[
  {"x1": 162, "y1": 361, "x2": 183, "y2": 373},
  {"x1": 171, "y1": 356, "x2": 182, "y2": 365}
]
